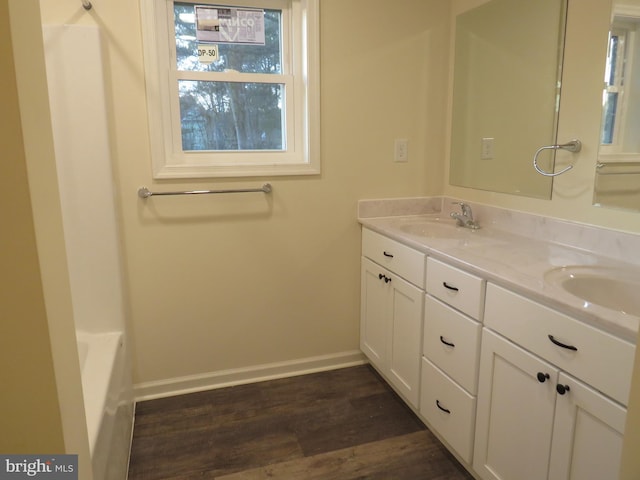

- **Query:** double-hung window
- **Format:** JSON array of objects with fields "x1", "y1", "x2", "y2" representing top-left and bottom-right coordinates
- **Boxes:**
[
  {"x1": 601, "y1": 24, "x2": 630, "y2": 149},
  {"x1": 140, "y1": 0, "x2": 319, "y2": 178}
]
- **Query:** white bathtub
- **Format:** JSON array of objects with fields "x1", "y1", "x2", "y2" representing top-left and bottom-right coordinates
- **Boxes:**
[{"x1": 77, "y1": 332, "x2": 133, "y2": 480}]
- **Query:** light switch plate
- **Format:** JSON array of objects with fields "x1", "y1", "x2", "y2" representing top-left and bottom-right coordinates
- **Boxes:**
[
  {"x1": 481, "y1": 137, "x2": 494, "y2": 160},
  {"x1": 394, "y1": 139, "x2": 409, "y2": 162}
]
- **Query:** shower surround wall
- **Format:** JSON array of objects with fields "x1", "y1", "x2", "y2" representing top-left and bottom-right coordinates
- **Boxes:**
[{"x1": 43, "y1": 24, "x2": 133, "y2": 480}]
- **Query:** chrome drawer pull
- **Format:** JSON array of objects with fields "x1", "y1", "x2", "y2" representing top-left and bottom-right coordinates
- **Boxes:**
[
  {"x1": 440, "y1": 336, "x2": 456, "y2": 348},
  {"x1": 443, "y1": 282, "x2": 459, "y2": 292},
  {"x1": 436, "y1": 400, "x2": 451, "y2": 414},
  {"x1": 548, "y1": 335, "x2": 578, "y2": 351}
]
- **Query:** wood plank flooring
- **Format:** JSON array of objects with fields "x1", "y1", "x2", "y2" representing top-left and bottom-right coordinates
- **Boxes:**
[{"x1": 128, "y1": 365, "x2": 474, "y2": 479}]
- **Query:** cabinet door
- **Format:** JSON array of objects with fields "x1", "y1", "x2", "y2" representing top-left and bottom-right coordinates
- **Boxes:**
[
  {"x1": 360, "y1": 257, "x2": 389, "y2": 370},
  {"x1": 474, "y1": 329, "x2": 559, "y2": 480},
  {"x1": 387, "y1": 271, "x2": 423, "y2": 408},
  {"x1": 548, "y1": 372, "x2": 626, "y2": 480}
]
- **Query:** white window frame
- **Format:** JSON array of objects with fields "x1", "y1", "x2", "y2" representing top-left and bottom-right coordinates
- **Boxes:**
[
  {"x1": 601, "y1": 24, "x2": 631, "y2": 153},
  {"x1": 140, "y1": 0, "x2": 320, "y2": 178}
]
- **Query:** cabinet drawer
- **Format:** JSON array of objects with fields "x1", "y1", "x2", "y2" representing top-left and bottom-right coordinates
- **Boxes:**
[
  {"x1": 426, "y1": 257, "x2": 484, "y2": 319},
  {"x1": 420, "y1": 358, "x2": 476, "y2": 464},
  {"x1": 423, "y1": 295, "x2": 481, "y2": 394},
  {"x1": 362, "y1": 228, "x2": 425, "y2": 288},
  {"x1": 485, "y1": 283, "x2": 636, "y2": 406}
]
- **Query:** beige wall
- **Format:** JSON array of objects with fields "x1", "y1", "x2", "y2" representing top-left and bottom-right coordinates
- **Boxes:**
[
  {"x1": 39, "y1": 0, "x2": 450, "y2": 384},
  {"x1": 0, "y1": 0, "x2": 65, "y2": 454}
]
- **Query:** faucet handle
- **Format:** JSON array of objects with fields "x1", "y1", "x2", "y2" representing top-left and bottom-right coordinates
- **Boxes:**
[{"x1": 452, "y1": 201, "x2": 472, "y2": 217}]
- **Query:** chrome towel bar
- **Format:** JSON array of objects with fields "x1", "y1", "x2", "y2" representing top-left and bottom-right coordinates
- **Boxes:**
[
  {"x1": 138, "y1": 183, "x2": 272, "y2": 199},
  {"x1": 596, "y1": 162, "x2": 640, "y2": 176}
]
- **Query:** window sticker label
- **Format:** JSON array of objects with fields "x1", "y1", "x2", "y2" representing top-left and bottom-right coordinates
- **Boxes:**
[
  {"x1": 195, "y1": 6, "x2": 265, "y2": 45},
  {"x1": 197, "y1": 44, "x2": 219, "y2": 64}
]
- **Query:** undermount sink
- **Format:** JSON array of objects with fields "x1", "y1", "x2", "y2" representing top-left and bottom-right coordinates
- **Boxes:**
[{"x1": 544, "y1": 266, "x2": 640, "y2": 317}]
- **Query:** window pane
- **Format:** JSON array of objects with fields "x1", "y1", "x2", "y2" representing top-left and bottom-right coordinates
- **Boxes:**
[
  {"x1": 606, "y1": 35, "x2": 619, "y2": 87},
  {"x1": 179, "y1": 80, "x2": 284, "y2": 151},
  {"x1": 601, "y1": 92, "x2": 618, "y2": 144},
  {"x1": 174, "y1": 3, "x2": 282, "y2": 74}
]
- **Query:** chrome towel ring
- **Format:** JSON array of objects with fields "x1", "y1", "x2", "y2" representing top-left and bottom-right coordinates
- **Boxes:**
[{"x1": 533, "y1": 139, "x2": 582, "y2": 177}]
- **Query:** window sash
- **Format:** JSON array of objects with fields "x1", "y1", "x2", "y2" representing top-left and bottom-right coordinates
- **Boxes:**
[
  {"x1": 601, "y1": 25, "x2": 633, "y2": 152},
  {"x1": 169, "y1": 75, "x2": 295, "y2": 155},
  {"x1": 175, "y1": 71, "x2": 293, "y2": 84},
  {"x1": 140, "y1": 0, "x2": 319, "y2": 178}
]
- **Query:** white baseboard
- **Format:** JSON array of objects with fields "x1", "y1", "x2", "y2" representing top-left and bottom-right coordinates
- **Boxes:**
[{"x1": 133, "y1": 350, "x2": 368, "y2": 402}]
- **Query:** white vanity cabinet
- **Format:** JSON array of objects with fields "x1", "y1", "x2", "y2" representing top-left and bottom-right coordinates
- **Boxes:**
[
  {"x1": 473, "y1": 283, "x2": 634, "y2": 480},
  {"x1": 360, "y1": 228, "x2": 425, "y2": 408},
  {"x1": 420, "y1": 257, "x2": 485, "y2": 464}
]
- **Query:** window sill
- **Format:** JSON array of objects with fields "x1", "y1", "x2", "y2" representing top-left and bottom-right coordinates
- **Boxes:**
[{"x1": 152, "y1": 162, "x2": 321, "y2": 179}]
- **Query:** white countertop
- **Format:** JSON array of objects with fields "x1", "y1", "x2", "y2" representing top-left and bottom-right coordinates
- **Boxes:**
[{"x1": 359, "y1": 200, "x2": 640, "y2": 343}]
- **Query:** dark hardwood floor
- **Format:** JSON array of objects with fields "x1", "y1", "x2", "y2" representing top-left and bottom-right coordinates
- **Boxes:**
[{"x1": 128, "y1": 365, "x2": 474, "y2": 479}]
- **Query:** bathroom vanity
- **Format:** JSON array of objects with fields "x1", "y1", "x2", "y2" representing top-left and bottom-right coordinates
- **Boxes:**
[{"x1": 358, "y1": 197, "x2": 639, "y2": 480}]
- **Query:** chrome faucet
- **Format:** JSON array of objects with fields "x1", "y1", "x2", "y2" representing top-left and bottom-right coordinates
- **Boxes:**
[{"x1": 450, "y1": 202, "x2": 480, "y2": 229}]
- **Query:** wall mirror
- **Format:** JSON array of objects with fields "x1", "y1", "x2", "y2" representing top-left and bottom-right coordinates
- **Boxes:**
[
  {"x1": 594, "y1": 0, "x2": 640, "y2": 212},
  {"x1": 449, "y1": 0, "x2": 568, "y2": 199}
]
